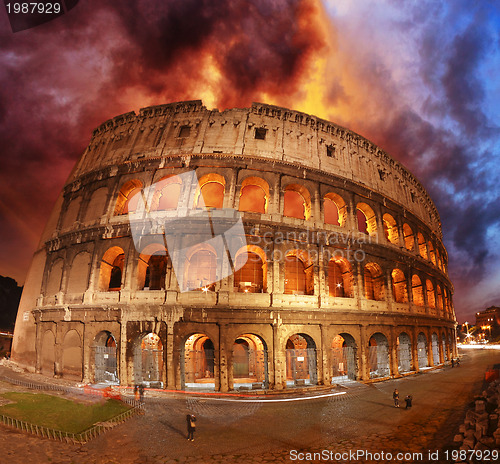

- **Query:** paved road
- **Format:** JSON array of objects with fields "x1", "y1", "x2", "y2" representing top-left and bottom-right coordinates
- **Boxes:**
[{"x1": 0, "y1": 348, "x2": 497, "y2": 463}]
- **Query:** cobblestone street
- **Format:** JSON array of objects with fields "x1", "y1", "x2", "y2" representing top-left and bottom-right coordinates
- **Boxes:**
[{"x1": 0, "y1": 349, "x2": 497, "y2": 463}]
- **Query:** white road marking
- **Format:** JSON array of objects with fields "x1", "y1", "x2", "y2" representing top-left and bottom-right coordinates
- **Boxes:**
[{"x1": 189, "y1": 391, "x2": 348, "y2": 403}]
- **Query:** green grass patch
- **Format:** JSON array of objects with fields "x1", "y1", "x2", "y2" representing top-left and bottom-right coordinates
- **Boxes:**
[{"x1": 0, "y1": 392, "x2": 131, "y2": 433}]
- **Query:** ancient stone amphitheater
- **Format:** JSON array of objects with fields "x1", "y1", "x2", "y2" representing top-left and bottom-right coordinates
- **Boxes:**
[{"x1": 12, "y1": 100, "x2": 457, "y2": 391}]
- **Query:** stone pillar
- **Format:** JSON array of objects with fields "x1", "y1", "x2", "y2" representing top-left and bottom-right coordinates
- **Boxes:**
[
  {"x1": 389, "y1": 327, "x2": 398, "y2": 377},
  {"x1": 347, "y1": 193, "x2": 357, "y2": 232},
  {"x1": 359, "y1": 325, "x2": 369, "y2": 380},
  {"x1": 427, "y1": 329, "x2": 434, "y2": 367},
  {"x1": 411, "y1": 326, "x2": 419, "y2": 372},
  {"x1": 273, "y1": 321, "x2": 285, "y2": 390},
  {"x1": 320, "y1": 324, "x2": 330, "y2": 385},
  {"x1": 119, "y1": 321, "x2": 128, "y2": 385},
  {"x1": 54, "y1": 323, "x2": 63, "y2": 378},
  {"x1": 385, "y1": 269, "x2": 393, "y2": 311},
  {"x1": 218, "y1": 323, "x2": 229, "y2": 392}
]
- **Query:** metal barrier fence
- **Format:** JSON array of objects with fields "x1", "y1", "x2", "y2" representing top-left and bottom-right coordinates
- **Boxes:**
[{"x1": 0, "y1": 374, "x2": 143, "y2": 442}]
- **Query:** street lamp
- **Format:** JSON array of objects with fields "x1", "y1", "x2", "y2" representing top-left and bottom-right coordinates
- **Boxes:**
[{"x1": 481, "y1": 325, "x2": 492, "y2": 341}]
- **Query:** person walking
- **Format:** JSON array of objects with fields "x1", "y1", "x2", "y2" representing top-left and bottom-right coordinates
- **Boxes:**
[
  {"x1": 186, "y1": 414, "x2": 196, "y2": 441},
  {"x1": 405, "y1": 394, "x2": 413, "y2": 409},
  {"x1": 139, "y1": 384, "x2": 145, "y2": 403},
  {"x1": 393, "y1": 389, "x2": 400, "y2": 408},
  {"x1": 451, "y1": 358, "x2": 455, "y2": 368}
]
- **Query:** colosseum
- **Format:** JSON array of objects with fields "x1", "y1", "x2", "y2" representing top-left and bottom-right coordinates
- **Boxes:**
[{"x1": 12, "y1": 100, "x2": 457, "y2": 391}]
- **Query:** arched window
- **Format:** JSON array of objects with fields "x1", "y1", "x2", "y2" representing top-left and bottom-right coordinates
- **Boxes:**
[
  {"x1": 364, "y1": 263, "x2": 384, "y2": 300},
  {"x1": 411, "y1": 275, "x2": 424, "y2": 306},
  {"x1": 436, "y1": 285, "x2": 444, "y2": 311},
  {"x1": 426, "y1": 279, "x2": 436, "y2": 308},
  {"x1": 114, "y1": 180, "x2": 143, "y2": 215},
  {"x1": 284, "y1": 184, "x2": 311, "y2": 220},
  {"x1": 324, "y1": 192, "x2": 346, "y2": 226},
  {"x1": 233, "y1": 248, "x2": 266, "y2": 293},
  {"x1": 194, "y1": 173, "x2": 225, "y2": 209},
  {"x1": 391, "y1": 269, "x2": 408, "y2": 303},
  {"x1": 185, "y1": 248, "x2": 217, "y2": 291},
  {"x1": 150, "y1": 175, "x2": 182, "y2": 211},
  {"x1": 356, "y1": 203, "x2": 377, "y2": 236},
  {"x1": 428, "y1": 241, "x2": 436, "y2": 265},
  {"x1": 417, "y1": 233, "x2": 428, "y2": 259},
  {"x1": 239, "y1": 177, "x2": 269, "y2": 214},
  {"x1": 284, "y1": 253, "x2": 313, "y2": 295},
  {"x1": 328, "y1": 257, "x2": 353, "y2": 297},
  {"x1": 403, "y1": 224, "x2": 414, "y2": 251},
  {"x1": 383, "y1": 214, "x2": 399, "y2": 245},
  {"x1": 98, "y1": 247, "x2": 125, "y2": 291}
]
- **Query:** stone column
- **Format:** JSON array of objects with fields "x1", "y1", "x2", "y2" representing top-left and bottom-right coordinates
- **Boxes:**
[
  {"x1": 218, "y1": 323, "x2": 229, "y2": 392},
  {"x1": 389, "y1": 326, "x2": 398, "y2": 377},
  {"x1": 359, "y1": 325, "x2": 369, "y2": 380},
  {"x1": 273, "y1": 321, "x2": 285, "y2": 390}
]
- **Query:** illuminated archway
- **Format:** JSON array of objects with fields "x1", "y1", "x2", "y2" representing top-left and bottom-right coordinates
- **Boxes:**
[
  {"x1": 114, "y1": 179, "x2": 143, "y2": 215},
  {"x1": 182, "y1": 333, "x2": 215, "y2": 391},
  {"x1": 184, "y1": 246, "x2": 217, "y2": 291},
  {"x1": 93, "y1": 331, "x2": 118, "y2": 384},
  {"x1": 412, "y1": 275, "x2": 424, "y2": 306},
  {"x1": 364, "y1": 263, "x2": 384, "y2": 300},
  {"x1": 286, "y1": 333, "x2": 317, "y2": 386},
  {"x1": 149, "y1": 175, "x2": 182, "y2": 211},
  {"x1": 418, "y1": 233, "x2": 428, "y2": 259},
  {"x1": 284, "y1": 251, "x2": 313, "y2": 295},
  {"x1": 194, "y1": 173, "x2": 225, "y2": 209},
  {"x1": 368, "y1": 332, "x2": 390, "y2": 378},
  {"x1": 397, "y1": 332, "x2": 412, "y2": 373},
  {"x1": 324, "y1": 192, "x2": 346, "y2": 226},
  {"x1": 283, "y1": 184, "x2": 311, "y2": 220},
  {"x1": 232, "y1": 334, "x2": 268, "y2": 389},
  {"x1": 383, "y1": 214, "x2": 399, "y2": 245},
  {"x1": 137, "y1": 243, "x2": 168, "y2": 290},
  {"x1": 391, "y1": 269, "x2": 408, "y2": 303},
  {"x1": 356, "y1": 203, "x2": 377, "y2": 236},
  {"x1": 99, "y1": 247, "x2": 125, "y2": 291},
  {"x1": 426, "y1": 280, "x2": 436, "y2": 308},
  {"x1": 417, "y1": 332, "x2": 428, "y2": 368},
  {"x1": 328, "y1": 257, "x2": 353, "y2": 297},
  {"x1": 134, "y1": 333, "x2": 164, "y2": 387},
  {"x1": 239, "y1": 177, "x2": 269, "y2": 214},
  {"x1": 403, "y1": 223, "x2": 414, "y2": 251},
  {"x1": 233, "y1": 247, "x2": 266, "y2": 293},
  {"x1": 331, "y1": 333, "x2": 357, "y2": 381}
]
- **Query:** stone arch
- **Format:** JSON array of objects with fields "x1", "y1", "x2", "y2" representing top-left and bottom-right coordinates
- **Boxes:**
[
  {"x1": 364, "y1": 262, "x2": 385, "y2": 300},
  {"x1": 436, "y1": 285, "x2": 444, "y2": 311},
  {"x1": 397, "y1": 332, "x2": 412, "y2": 373},
  {"x1": 441, "y1": 333, "x2": 449, "y2": 361},
  {"x1": 93, "y1": 331, "x2": 118, "y2": 383},
  {"x1": 41, "y1": 330, "x2": 56, "y2": 376},
  {"x1": 428, "y1": 241, "x2": 436, "y2": 265},
  {"x1": 149, "y1": 175, "x2": 183, "y2": 211},
  {"x1": 233, "y1": 246, "x2": 267, "y2": 293},
  {"x1": 183, "y1": 244, "x2": 217, "y2": 291},
  {"x1": 431, "y1": 332, "x2": 440, "y2": 365},
  {"x1": 62, "y1": 329, "x2": 82, "y2": 380},
  {"x1": 66, "y1": 252, "x2": 91, "y2": 294},
  {"x1": 114, "y1": 179, "x2": 143, "y2": 215},
  {"x1": 417, "y1": 332, "x2": 428, "y2": 368},
  {"x1": 412, "y1": 275, "x2": 424, "y2": 306},
  {"x1": 284, "y1": 250, "x2": 314, "y2": 295},
  {"x1": 84, "y1": 187, "x2": 108, "y2": 222},
  {"x1": 383, "y1": 213, "x2": 399, "y2": 245},
  {"x1": 426, "y1": 279, "x2": 436, "y2": 309},
  {"x1": 134, "y1": 333, "x2": 164, "y2": 387},
  {"x1": 356, "y1": 202, "x2": 377, "y2": 236},
  {"x1": 392, "y1": 269, "x2": 408, "y2": 303},
  {"x1": 283, "y1": 183, "x2": 311, "y2": 220},
  {"x1": 368, "y1": 332, "x2": 390, "y2": 378},
  {"x1": 194, "y1": 173, "x2": 225, "y2": 209},
  {"x1": 285, "y1": 333, "x2": 318, "y2": 386},
  {"x1": 46, "y1": 259, "x2": 64, "y2": 297},
  {"x1": 417, "y1": 232, "x2": 428, "y2": 259},
  {"x1": 239, "y1": 177, "x2": 270, "y2": 214},
  {"x1": 98, "y1": 247, "x2": 125, "y2": 291},
  {"x1": 331, "y1": 333, "x2": 357, "y2": 381},
  {"x1": 232, "y1": 333, "x2": 269, "y2": 389},
  {"x1": 328, "y1": 257, "x2": 353, "y2": 297},
  {"x1": 61, "y1": 196, "x2": 82, "y2": 230},
  {"x1": 324, "y1": 192, "x2": 347, "y2": 226},
  {"x1": 403, "y1": 223, "x2": 414, "y2": 251},
  {"x1": 137, "y1": 243, "x2": 168, "y2": 290},
  {"x1": 182, "y1": 333, "x2": 216, "y2": 391}
]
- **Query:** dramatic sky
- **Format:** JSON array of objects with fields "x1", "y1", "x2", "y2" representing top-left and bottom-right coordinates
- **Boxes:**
[{"x1": 1, "y1": 0, "x2": 499, "y2": 323}]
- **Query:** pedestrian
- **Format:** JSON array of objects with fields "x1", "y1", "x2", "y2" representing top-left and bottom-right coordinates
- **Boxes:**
[
  {"x1": 451, "y1": 358, "x2": 454, "y2": 368},
  {"x1": 139, "y1": 384, "x2": 145, "y2": 403},
  {"x1": 456, "y1": 358, "x2": 460, "y2": 367},
  {"x1": 393, "y1": 389, "x2": 400, "y2": 408},
  {"x1": 405, "y1": 394, "x2": 413, "y2": 409},
  {"x1": 134, "y1": 384, "x2": 139, "y2": 401},
  {"x1": 186, "y1": 414, "x2": 196, "y2": 441}
]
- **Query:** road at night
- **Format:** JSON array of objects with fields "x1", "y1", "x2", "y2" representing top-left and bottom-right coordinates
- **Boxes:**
[{"x1": 1, "y1": 348, "x2": 498, "y2": 463}]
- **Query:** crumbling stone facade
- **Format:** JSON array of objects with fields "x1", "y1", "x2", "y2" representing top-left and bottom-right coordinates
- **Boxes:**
[{"x1": 12, "y1": 100, "x2": 457, "y2": 391}]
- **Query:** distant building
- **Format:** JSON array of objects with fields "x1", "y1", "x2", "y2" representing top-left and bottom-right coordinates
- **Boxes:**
[{"x1": 475, "y1": 306, "x2": 500, "y2": 338}]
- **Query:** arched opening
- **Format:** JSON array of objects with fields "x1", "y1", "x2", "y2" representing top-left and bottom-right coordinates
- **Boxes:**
[
  {"x1": 286, "y1": 333, "x2": 317, "y2": 386},
  {"x1": 397, "y1": 332, "x2": 412, "y2": 374},
  {"x1": 184, "y1": 247, "x2": 217, "y2": 291},
  {"x1": 328, "y1": 257, "x2": 353, "y2": 297},
  {"x1": 403, "y1": 223, "x2": 414, "y2": 251},
  {"x1": 99, "y1": 247, "x2": 125, "y2": 292},
  {"x1": 436, "y1": 285, "x2": 444, "y2": 311},
  {"x1": 364, "y1": 263, "x2": 385, "y2": 301},
  {"x1": 41, "y1": 330, "x2": 55, "y2": 376},
  {"x1": 62, "y1": 330, "x2": 82, "y2": 380},
  {"x1": 114, "y1": 179, "x2": 143, "y2": 215},
  {"x1": 418, "y1": 233, "x2": 428, "y2": 259},
  {"x1": 428, "y1": 241, "x2": 436, "y2": 265},
  {"x1": 417, "y1": 332, "x2": 428, "y2": 368},
  {"x1": 426, "y1": 280, "x2": 436, "y2": 308},
  {"x1": 391, "y1": 269, "x2": 408, "y2": 303},
  {"x1": 356, "y1": 203, "x2": 377, "y2": 236},
  {"x1": 324, "y1": 192, "x2": 346, "y2": 226},
  {"x1": 383, "y1": 214, "x2": 399, "y2": 245},
  {"x1": 194, "y1": 173, "x2": 225, "y2": 209},
  {"x1": 84, "y1": 187, "x2": 108, "y2": 222},
  {"x1": 283, "y1": 184, "x2": 311, "y2": 220},
  {"x1": 233, "y1": 247, "x2": 266, "y2": 293},
  {"x1": 441, "y1": 334, "x2": 448, "y2": 361},
  {"x1": 239, "y1": 177, "x2": 269, "y2": 214},
  {"x1": 368, "y1": 333, "x2": 390, "y2": 378},
  {"x1": 93, "y1": 331, "x2": 118, "y2": 384},
  {"x1": 232, "y1": 334, "x2": 269, "y2": 390},
  {"x1": 46, "y1": 259, "x2": 63, "y2": 297},
  {"x1": 331, "y1": 333, "x2": 357, "y2": 381},
  {"x1": 134, "y1": 333, "x2": 164, "y2": 387},
  {"x1": 182, "y1": 334, "x2": 215, "y2": 391},
  {"x1": 431, "y1": 333, "x2": 440, "y2": 365},
  {"x1": 412, "y1": 275, "x2": 424, "y2": 306},
  {"x1": 67, "y1": 252, "x2": 91, "y2": 294},
  {"x1": 284, "y1": 251, "x2": 313, "y2": 295},
  {"x1": 149, "y1": 175, "x2": 183, "y2": 211},
  {"x1": 137, "y1": 244, "x2": 168, "y2": 290}
]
